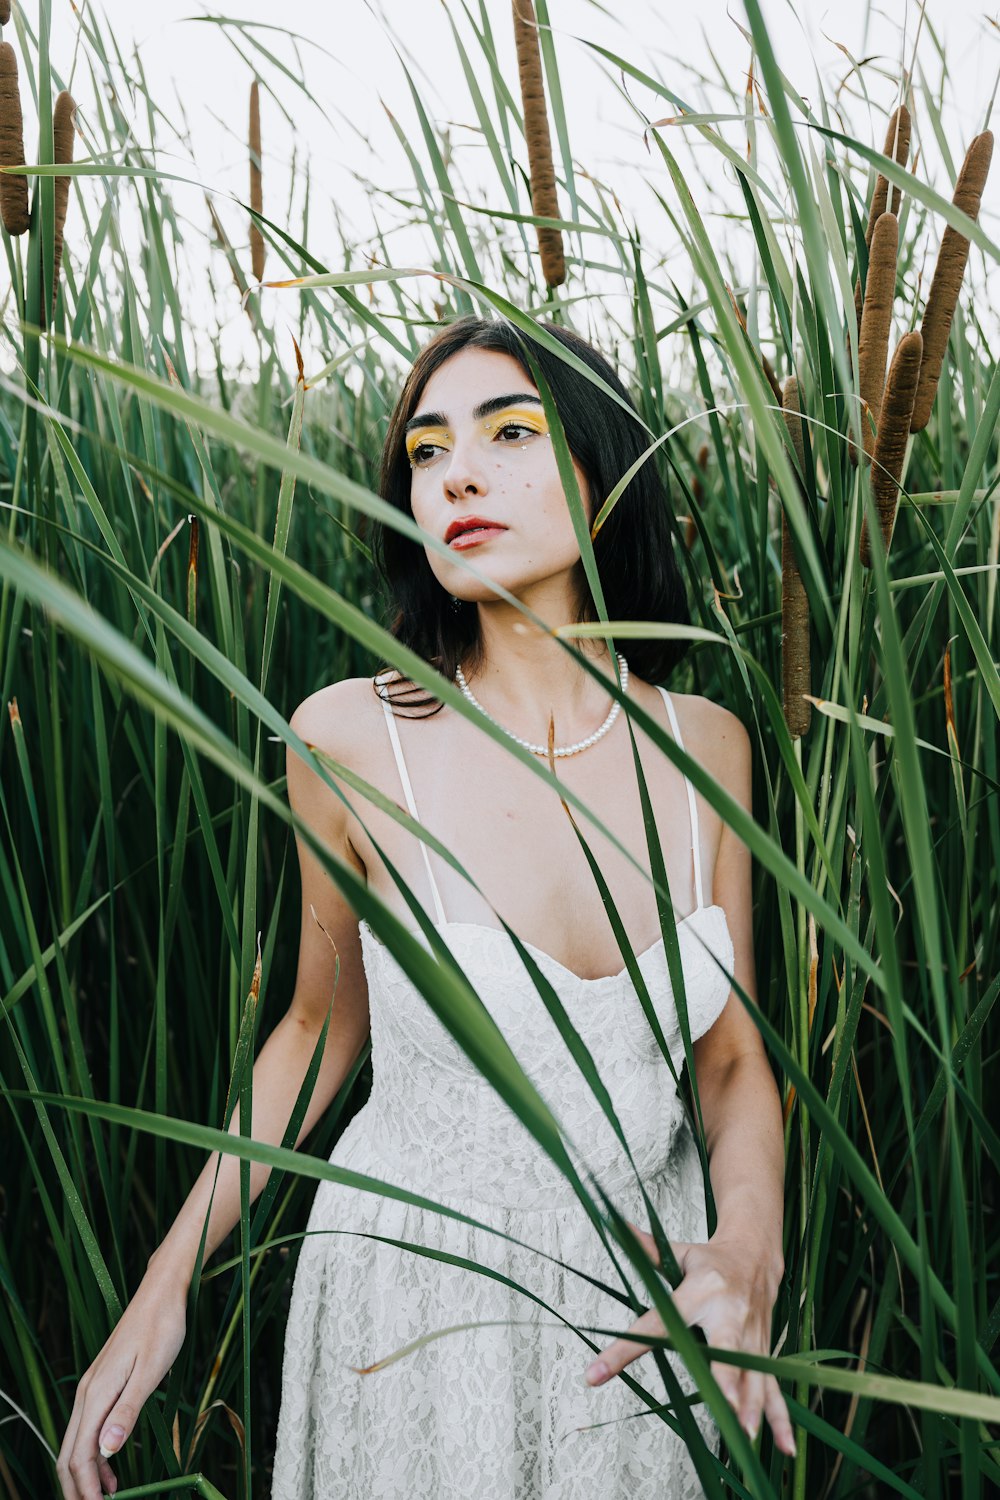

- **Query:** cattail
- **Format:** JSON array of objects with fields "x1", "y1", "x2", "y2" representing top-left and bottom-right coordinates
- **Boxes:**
[
  {"x1": 687, "y1": 441, "x2": 708, "y2": 548},
  {"x1": 47, "y1": 90, "x2": 76, "y2": 325},
  {"x1": 780, "y1": 377, "x2": 811, "y2": 739},
  {"x1": 0, "y1": 2, "x2": 10, "y2": 26},
  {"x1": 860, "y1": 330, "x2": 922, "y2": 567},
  {"x1": 691, "y1": 440, "x2": 709, "y2": 504},
  {"x1": 729, "y1": 288, "x2": 783, "y2": 404},
  {"x1": 850, "y1": 211, "x2": 897, "y2": 467},
  {"x1": 511, "y1": 0, "x2": 565, "y2": 288},
  {"x1": 761, "y1": 350, "x2": 783, "y2": 407},
  {"x1": 207, "y1": 193, "x2": 258, "y2": 331},
  {"x1": 853, "y1": 105, "x2": 911, "y2": 333},
  {"x1": 249, "y1": 79, "x2": 264, "y2": 283},
  {"x1": 0, "y1": 41, "x2": 28, "y2": 235},
  {"x1": 910, "y1": 131, "x2": 993, "y2": 433}
]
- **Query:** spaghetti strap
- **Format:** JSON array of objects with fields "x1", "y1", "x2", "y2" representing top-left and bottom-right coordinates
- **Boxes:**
[
  {"x1": 374, "y1": 672, "x2": 448, "y2": 925},
  {"x1": 655, "y1": 685, "x2": 705, "y2": 911}
]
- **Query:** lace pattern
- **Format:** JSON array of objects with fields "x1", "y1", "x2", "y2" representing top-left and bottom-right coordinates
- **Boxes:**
[
  {"x1": 271, "y1": 911, "x2": 734, "y2": 1496},
  {"x1": 271, "y1": 677, "x2": 736, "y2": 1495}
]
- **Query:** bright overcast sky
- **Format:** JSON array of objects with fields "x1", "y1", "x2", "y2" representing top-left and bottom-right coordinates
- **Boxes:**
[{"x1": 36, "y1": 1, "x2": 1000, "y2": 376}]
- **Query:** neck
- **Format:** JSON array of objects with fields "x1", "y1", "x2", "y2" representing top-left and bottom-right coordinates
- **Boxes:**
[{"x1": 458, "y1": 597, "x2": 622, "y2": 742}]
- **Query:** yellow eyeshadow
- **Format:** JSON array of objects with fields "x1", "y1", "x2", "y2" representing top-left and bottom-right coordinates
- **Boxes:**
[
  {"x1": 405, "y1": 409, "x2": 549, "y2": 461},
  {"x1": 483, "y1": 407, "x2": 549, "y2": 433},
  {"x1": 405, "y1": 427, "x2": 450, "y2": 458}
]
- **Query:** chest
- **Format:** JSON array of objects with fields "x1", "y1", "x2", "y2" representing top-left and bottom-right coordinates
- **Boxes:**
[{"x1": 346, "y1": 689, "x2": 717, "y2": 980}]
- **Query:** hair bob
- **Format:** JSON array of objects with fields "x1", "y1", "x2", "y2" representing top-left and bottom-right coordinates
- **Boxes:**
[{"x1": 365, "y1": 314, "x2": 691, "y2": 714}]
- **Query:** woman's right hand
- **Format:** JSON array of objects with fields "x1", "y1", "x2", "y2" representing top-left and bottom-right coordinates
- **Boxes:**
[{"x1": 56, "y1": 1270, "x2": 188, "y2": 1499}]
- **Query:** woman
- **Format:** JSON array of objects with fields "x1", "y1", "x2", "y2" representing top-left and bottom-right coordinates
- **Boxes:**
[{"x1": 57, "y1": 315, "x2": 794, "y2": 1500}]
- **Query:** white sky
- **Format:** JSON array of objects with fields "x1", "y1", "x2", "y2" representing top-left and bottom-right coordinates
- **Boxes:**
[{"x1": 31, "y1": 1, "x2": 1000, "y2": 378}]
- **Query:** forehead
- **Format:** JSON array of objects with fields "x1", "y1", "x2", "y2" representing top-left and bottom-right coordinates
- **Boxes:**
[{"x1": 415, "y1": 346, "x2": 537, "y2": 413}]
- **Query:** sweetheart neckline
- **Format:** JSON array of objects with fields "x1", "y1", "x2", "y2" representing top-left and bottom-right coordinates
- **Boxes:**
[{"x1": 358, "y1": 903, "x2": 732, "y2": 987}]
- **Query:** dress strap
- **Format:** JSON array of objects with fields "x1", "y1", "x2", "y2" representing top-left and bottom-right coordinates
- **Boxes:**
[
  {"x1": 374, "y1": 673, "x2": 448, "y2": 925},
  {"x1": 655, "y1": 685, "x2": 705, "y2": 911}
]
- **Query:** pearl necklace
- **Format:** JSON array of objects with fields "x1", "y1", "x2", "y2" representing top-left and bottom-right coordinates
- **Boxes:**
[{"x1": 454, "y1": 653, "x2": 629, "y2": 758}]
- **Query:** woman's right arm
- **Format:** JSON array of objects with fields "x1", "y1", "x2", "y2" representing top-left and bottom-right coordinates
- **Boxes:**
[{"x1": 57, "y1": 683, "x2": 374, "y2": 1500}]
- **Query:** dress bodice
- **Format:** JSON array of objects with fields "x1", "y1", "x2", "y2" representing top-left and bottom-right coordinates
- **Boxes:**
[{"x1": 343, "y1": 675, "x2": 736, "y2": 1212}]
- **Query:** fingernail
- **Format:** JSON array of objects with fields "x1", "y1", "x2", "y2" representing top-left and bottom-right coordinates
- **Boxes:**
[
  {"x1": 585, "y1": 1360, "x2": 609, "y2": 1385},
  {"x1": 99, "y1": 1426, "x2": 125, "y2": 1457}
]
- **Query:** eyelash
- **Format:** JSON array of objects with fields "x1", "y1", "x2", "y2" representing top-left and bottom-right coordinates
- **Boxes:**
[{"x1": 408, "y1": 420, "x2": 538, "y2": 467}]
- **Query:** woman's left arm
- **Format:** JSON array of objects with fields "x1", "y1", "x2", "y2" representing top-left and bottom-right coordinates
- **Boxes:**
[{"x1": 583, "y1": 704, "x2": 796, "y2": 1459}]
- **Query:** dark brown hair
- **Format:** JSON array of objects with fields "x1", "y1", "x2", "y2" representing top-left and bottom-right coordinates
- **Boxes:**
[{"x1": 365, "y1": 314, "x2": 691, "y2": 713}]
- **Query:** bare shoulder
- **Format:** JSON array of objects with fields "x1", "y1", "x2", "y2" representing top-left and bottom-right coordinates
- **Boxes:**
[
  {"x1": 288, "y1": 674, "x2": 382, "y2": 758},
  {"x1": 286, "y1": 676, "x2": 386, "y2": 853},
  {"x1": 669, "y1": 691, "x2": 751, "y2": 805}
]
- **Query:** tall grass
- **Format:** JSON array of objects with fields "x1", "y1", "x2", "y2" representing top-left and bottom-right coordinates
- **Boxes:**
[{"x1": 1, "y1": 2, "x2": 998, "y2": 1497}]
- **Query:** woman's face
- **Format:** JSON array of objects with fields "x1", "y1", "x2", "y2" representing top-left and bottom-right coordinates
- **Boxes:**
[{"x1": 404, "y1": 346, "x2": 592, "y2": 610}]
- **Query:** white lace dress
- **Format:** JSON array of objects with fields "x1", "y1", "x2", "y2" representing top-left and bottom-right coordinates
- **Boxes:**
[{"x1": 270, "y1": 680, "x2": 735, "y2": 1498}]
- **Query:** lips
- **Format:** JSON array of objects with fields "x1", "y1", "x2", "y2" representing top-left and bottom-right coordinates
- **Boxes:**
[{"x1": 445, "y1": 516, "x2": 508, "y2": 544}]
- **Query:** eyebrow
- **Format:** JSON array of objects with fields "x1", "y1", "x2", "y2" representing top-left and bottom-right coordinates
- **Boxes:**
[{"x1": 404, "y1": 392, "x2": 543, "y2": 436}]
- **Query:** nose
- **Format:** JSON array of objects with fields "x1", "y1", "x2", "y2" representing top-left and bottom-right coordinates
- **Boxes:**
[{"x1": 441, "y1": 433, "x2": 488, "y2": 501}]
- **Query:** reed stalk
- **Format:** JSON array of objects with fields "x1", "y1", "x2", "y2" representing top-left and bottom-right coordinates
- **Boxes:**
[
  {"x1": 0, "y1": 9, "x2": 996, "y2": 1498},
  {"x1": 47, "y1": 89, "x2": 76, "y2": 325},
  {"x1": 0, "y1": 39, "x2": 28, "y2": 235},
  {"x1": 852, "y1": 104, "x2": 911, "y2": 335},
  {"x1": 511, "y1": 0, "x2": 565, "y2": 287},
  {"x1": 780, "y1": 377, "x2": 811, "y2": 738},
  {"x1": 859, "y1": 330, "x2": 922, "y2": 566},
  {"x1": 249, "y1": 79, "x2": 264, "y2": 284},
  {"x1": 910, "y1": 130, "x2": 994, "y2": 432},
  {"x1": 850, "y1": 210, "x2": 898, "y2": 466}
]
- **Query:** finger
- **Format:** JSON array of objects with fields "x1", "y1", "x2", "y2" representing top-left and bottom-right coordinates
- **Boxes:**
[
  {"x1": 585, "y1": 1307, "x2": 665, "y2": 1384},
  {"x1": 587, "y1": 1260, "x2": 704, "y2": 1387},
  {"x1": 709, "y1": 1356, "x2": 744, "y2": 1422},
  {"x1": 66, "y1": 1386, "x2": 125, "y2": 1500},
  {"x1": 69, "y1": 1376, "x2": 139, "y2": 1500},
  {"x1": 65, "y1": 1442, "x2": 106, "y2": 1500},
  {"x1": 740, "y1": 1364, "x2": 768, "y2": 1441},
  {"x1": 57, "y1": 1388, "x2": 89, "y2": 1500},
  {"x1": 706, "y1": 1320, "x2": 747, "y2": 1414},
  {"x1": 97, "y1": 1453, "x2": 119, "y2": 1496},
  {"x1": 97, "y1": 1382, "x2": 140, "y2": 1463},
  {"x1": 762, "y1": 1374, "x2": 797, "y2": 1457}
]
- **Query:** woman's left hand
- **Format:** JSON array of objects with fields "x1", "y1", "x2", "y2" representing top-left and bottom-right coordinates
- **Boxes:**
[{"x1": 583, "y1": 1221, "x2": 796, "y2": 1458}]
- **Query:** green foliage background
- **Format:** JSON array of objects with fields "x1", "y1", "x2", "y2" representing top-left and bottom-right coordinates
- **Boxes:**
[{"x1": 1, "y1": 1, "x2": 998, "y2": 1496}]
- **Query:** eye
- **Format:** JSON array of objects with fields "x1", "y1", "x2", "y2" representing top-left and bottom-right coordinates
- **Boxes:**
[
  {"x1": 495, "y1": 421, "x2": 537, "y2": 443},
  {"x1": 408, "y1": 439, "x2": 446, "y2": 467},
  {"x1": 407, "y1": 441, "x2": 440, "y2": 465}
]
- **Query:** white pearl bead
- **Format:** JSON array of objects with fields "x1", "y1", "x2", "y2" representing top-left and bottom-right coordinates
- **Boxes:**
[{"x1": 454, "y1": 655, "x2": 628, "y2": 757}]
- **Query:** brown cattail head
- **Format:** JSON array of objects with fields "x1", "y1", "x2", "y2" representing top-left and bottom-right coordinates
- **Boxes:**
[
  {"x1": 761, "y1": 349, "x2": 783, "y2": 407},
  {"x1": 511, "y1": 0, "x2": 565, "y2": 288},
  {"x1": 780, "y1": 376, "x2": 811, "y2": 739},
  {"x1": 0, "y1": 41, "x2": 28, "y2": 235},
  {"x1": 868, "y1": 105, "x2": 912, "y2": 243},
  {"x1": 729, "y1": 289, "x2": 783, "y2": 404},
  {"x1": 46, "y1": 90, "x2": 76, "y2": 325},
  {"x1": 853, "y1": 105, "x2": 911, "y2": 342},
  {"x1": 910, "y1": 130, "x2": 993, "y2": 433},
  {"x1": 860, "y1": 330, "x2": 922, "y2": 567},
  {"x1": 0, "y1": 2, "x2": 10, "y2": 27},
  {"x1": 850, "y1": 210, "x2": 898, "y2": 467},
  {"x1": 249, "y1": 79, "x2": 264, "y2": 283},
  {"x1": 688, "y1": 442, "x2": 708, "y2": 546}
]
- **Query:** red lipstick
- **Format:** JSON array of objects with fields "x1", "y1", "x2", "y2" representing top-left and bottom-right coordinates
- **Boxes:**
[{"x1": 445, "y1": 516, "x2": 508, "y2": 546}]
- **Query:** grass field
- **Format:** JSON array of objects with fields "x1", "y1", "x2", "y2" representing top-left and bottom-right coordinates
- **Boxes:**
[{"x1": 1, "y1": 1, "x2": 998, "y2": 1495}]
